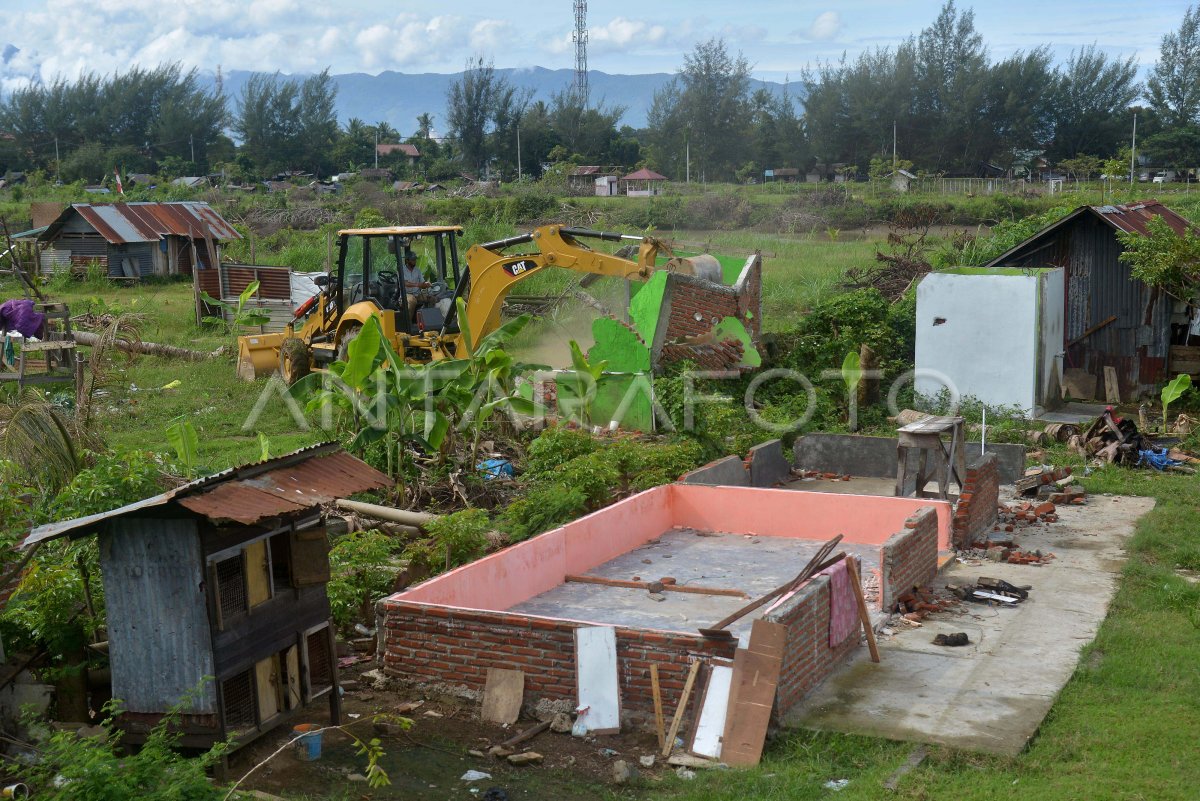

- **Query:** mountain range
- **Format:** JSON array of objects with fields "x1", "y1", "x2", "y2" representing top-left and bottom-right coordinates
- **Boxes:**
[{"x1": 205, "y1": 67, "x2": 800, "y2": 133}]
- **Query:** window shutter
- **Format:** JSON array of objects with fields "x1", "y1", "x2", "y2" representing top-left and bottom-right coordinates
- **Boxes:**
[{"x1": 291, "y1": 527, "x2": 331, "y2": 587}]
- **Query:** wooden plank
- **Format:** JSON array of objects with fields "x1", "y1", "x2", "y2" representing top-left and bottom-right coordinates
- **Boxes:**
[
  {"x1": 481, "y1": 668, "x2": 524, "y2": 725},
  {"x1": 283, "y1": 645, "x2": 301, "y2": 710},
  {"x1": 245, "y1": 540, "x2": 271, "y2": 608},
  {"x1": 565, "y1": 574, "x2": 747, "y2": 598},
  {"x1": 1104, "y1": 366, "x2": 1121, "y2": 404},
  {"x1": 844, "y1": 558, "x2": 879, "y2": 663},
  {"x1": 690, "y1": 664, "x2": 733, "y2": 759},
  {"x1": 720, "y1": 620, "x2": 787, "y2": 767},
  {"x1": 254, "y1": 655, "x2": 279, "y2": 723},
  {"x1": 574, "y1": 626, "x2": 620, "y2": 734},
  {"x1": 662, "y1": 660, "x2": 702, "y2": 757},
  {"x1": 650, "y1": 664, "x2": 666, "y2": 751},
  {"x1": 1066, "y1": 314, "x2": 1117, "y2": 348}
]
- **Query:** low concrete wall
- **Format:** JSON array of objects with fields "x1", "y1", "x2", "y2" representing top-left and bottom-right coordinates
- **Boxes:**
[
  {"x1": 747, "y1": 439, "x2": 792, "y2": 487},
  {"x1": 680, "y1": 455, "x2": 750, "y2": 486},
  {"x1": 793, "y1": 433, "x2": 1025, "y2": 485}
]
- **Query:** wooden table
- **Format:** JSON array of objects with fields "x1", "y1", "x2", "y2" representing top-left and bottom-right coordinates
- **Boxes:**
[{"x1": 895, "y1": 415, "x2": 967, "y2": 500}]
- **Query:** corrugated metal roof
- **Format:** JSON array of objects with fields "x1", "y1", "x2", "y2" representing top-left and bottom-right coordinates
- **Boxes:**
[
  {"x1": 24, "y1": 443, "x2": 392, "y2": 547},
  {"x1": 1092, "y1": 199, "x2": 1195, "y2": 236},
  {"x1": 981, "y1": 200, "x2": 1196, "y2": 269},
  {"x1": 623, "y1": 168, "x2": 668, "y2": 181},
  {"x1": 39, "y1": 202, "x2": 241, "y2": 245}
]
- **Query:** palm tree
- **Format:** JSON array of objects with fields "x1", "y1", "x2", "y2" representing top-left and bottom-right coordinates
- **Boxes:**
[{"x1": 416, "y1": 113, "x2": 434, "y2": 140}]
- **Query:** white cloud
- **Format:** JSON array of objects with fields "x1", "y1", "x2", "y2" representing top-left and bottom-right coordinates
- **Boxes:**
[
  {"x1": 590, "y1": 17, "x2": 670, "y2": 50},
  {"x1": 808, "y1": 11, "x2": 842, "y2": 41},
  {"x1": 469, "y1": 19, "x2": 511, "y2": 52}
]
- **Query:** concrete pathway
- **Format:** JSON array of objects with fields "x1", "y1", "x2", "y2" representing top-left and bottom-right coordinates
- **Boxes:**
[{"x1": 783, "y1": 493, "x2": 1154, "y2": 755}]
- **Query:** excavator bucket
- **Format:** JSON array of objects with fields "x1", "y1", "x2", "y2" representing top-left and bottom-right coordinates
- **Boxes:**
[{"x1": 236, "y1": 332, "x2": 287, "y2": 381}]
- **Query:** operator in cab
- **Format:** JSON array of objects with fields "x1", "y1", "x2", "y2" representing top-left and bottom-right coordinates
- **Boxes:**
[{"x1": 401, "y1": 251, "x2": 430, "y2": 316}]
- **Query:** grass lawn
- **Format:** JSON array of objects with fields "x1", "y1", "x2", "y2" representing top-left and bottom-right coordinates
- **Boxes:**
[{"x1": 645, "y1": 449, "x2": 1200, "y2": 801}]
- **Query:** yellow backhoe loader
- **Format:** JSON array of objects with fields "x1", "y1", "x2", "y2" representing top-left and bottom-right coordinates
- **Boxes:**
[{"x1": 236, "y1": 224, "x2": 672, "y2": 383}]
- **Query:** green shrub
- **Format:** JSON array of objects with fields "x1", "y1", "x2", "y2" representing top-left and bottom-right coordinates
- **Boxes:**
[
  {"x1": 525, "y1": 425, "x2": 599, "y2": 474},
  {"x1": 499, "y1": 485, "x2": 589, "y2": 542},
  {"x1": 416, "y1": 508, "x2": 492, "y2": 571},
  {"x1": 327, "y1": 529, "x2": 399, "y2": 627}
]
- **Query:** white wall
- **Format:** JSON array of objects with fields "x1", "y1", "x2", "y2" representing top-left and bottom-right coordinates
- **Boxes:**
[{"x1": 916, "y1": 272, "x2": 1041, "y2": 414}]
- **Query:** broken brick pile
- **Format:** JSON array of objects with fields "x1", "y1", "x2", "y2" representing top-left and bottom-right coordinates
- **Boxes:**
[
  {"x1": 952, "y1": 452, "x2": 1000, "y2": 549},
  {"x1": 892, "y1": 585, "x2": 960, "y2": 622}
]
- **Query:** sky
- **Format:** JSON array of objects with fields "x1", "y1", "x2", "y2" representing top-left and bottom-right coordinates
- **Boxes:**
[{"x1": 0, "y1": 0, "x2": 1192, "y2": 91}]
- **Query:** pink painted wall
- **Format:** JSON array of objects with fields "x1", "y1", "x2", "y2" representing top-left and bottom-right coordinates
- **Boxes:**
[
  {"x1": 669, "y1": 484, "x2": 951, "y2": 549},
  {"x1": 395, "y1": 484, "x2": 677, "y2": 611},
  {"x1": 391, "y1": 484, "x2": 950, "y2": 611}
]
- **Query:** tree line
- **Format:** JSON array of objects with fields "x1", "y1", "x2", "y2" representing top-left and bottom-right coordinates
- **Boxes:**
[{"x1": 2, "y1": 1, "x2": 1200, "y2": 185}]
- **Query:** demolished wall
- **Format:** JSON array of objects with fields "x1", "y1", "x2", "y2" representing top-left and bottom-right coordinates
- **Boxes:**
[
  {"x1": 880, "y1": 508, "x2": 940, "y2": 611},
  {"x1": 952, "y1": 453, "x2": 1001, "y2": 549}
]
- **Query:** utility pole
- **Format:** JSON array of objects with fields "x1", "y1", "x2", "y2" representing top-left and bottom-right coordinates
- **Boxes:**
[
  {"x1": 1130, "y1": 113, "x2": 1137, "y2": 188},
  {"x1": 189, "y1": 134, "x2": 195, "y2": 164},
  {"x1": 893, "y1": 120, "x2": 897, "y2": 174},
  {"x1": 374, "y1": 130, "x2": 379, "y2": 169},
  {"x1": 516, "y1": 126, "x2": 522, "y2": 182},
  {"x1": 54, "y1": 137, "x2": 59, "y2": 173},
  {"x1": 686, "y1": 136, "x2": 690, "y2": 184}
]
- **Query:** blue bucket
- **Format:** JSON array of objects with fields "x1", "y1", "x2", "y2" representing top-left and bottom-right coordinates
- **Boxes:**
[{"x1": 293, "y1": 724, "x2": 323, "y2": 761}]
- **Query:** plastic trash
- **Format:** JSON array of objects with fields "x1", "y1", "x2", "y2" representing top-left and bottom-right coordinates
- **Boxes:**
[
  {"x1": 477, "y1": 458, "x2": 514, "y2": 479},
  {"x1": 461, "y1": 770, "x2": 492, "y2": 782},
  {"x1": 824, "y1": 779, "x2": 850, "y2": 791}
]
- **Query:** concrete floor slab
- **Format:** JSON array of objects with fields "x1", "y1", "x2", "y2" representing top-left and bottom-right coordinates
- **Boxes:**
[
  {"x1": 509, "y1": 528, "x2": 881, "y2": 643},
  {"x1": 1038, "y1": 402, "x2": 1108, "y2": 424},
  {"x1": 783, "y1": 493, "x2": 1154, "y2": 755}
]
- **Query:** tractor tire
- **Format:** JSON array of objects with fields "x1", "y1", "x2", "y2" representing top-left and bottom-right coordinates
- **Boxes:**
[
  {"x1": 337, "y1": 324, "x2": 362, "y2": 362},
  {"x1": 279, "y1": 337, "x2": 310, "y2": 386}
]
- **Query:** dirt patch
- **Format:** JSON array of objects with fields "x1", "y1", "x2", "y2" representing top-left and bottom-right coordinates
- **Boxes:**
[{"x1": 227, "y1": 665, "x2": 673, "y2": 799}]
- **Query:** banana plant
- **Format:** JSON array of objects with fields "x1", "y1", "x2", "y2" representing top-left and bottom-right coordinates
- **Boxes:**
[
  {"x1": 200, "y1": 279, "x2": 271, "y2": 339},
  {"x1": 1161, "y1": 373, "x2": 1192, "y2": 433},
  {"x1": 842, "y1": 350, "x2": 862, "y2": 431},
  {"x1": 559, "y1": 341, "x2": 608, "y2": 428}
]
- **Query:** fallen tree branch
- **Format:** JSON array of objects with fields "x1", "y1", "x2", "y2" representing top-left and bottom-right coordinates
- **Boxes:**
[{"x1": 71, "y1": 330, "x2": 221, "y2": 361}]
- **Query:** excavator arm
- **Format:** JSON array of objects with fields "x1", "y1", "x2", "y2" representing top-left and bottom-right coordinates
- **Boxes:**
[{"x1": 450, "y1": 225, "x2": 670, "y2": 348}]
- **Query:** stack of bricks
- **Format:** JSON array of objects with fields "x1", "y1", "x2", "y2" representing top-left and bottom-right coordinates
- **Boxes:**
[
  {"x1": 951, "y1": 452, "x2": 1000, "y2": 549},
  {"x1": 768, "y1": 569, "x2": 862, "y2": 720},
  {"x1": 378, "y1": 601, "x2": 736, "y2": 726},
  {"x1": 880, "y1": 507, "x2": 940, "y2": 612}
]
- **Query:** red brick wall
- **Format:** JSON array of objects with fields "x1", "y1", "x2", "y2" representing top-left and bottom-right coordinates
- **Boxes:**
[
  {"x1": 951, "y1": 453, "x2": 1000, "y2": 549},
  {"x1": 379, "y1": 601, "x2": 736, "y2": 726},
  {"x1": 655, "y1": 255, "x2": 762, "y2": 371},
  {"x1": 768, "y1": 567, "x2": 862, "y2": 720},
  {"x1": 879, "y1": 507, "x2": 940, "y2": 611}
]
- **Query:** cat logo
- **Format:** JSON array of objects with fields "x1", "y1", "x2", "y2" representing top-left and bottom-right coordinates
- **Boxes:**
[{"x1": 503, "y1": 259, "x2": 539, "y2": 278}]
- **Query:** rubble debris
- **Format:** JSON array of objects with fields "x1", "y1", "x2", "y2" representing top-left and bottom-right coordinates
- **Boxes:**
[
  {"x1": 612, "y1": 760, "x2": 638, "y2": 784},
  {"x1": 932, "y1": 632, "x2": 970, "y2": 646},
  {"x1": 1015, "y1": 466, "x2": 1073, "y2": 497},
  {"x1": 1007, "y1": 549, "x2": 1055, "y2": 565},
  {"x1": 952, "y1": 577, "x2": 1030, "y2": 603}
]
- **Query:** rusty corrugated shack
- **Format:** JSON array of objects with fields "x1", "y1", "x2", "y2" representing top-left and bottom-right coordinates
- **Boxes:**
[
  {"x1": 982, "y1": 199, "x2": 1197, "y2": 399},
  {"x1": 23, "y1": 444, "x2": 391, "y2": 752},
  {"x1": 36, "y1": 201, "x2": 240, "y2": 279}
]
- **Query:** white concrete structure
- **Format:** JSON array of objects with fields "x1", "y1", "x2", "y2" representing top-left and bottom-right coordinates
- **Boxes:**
[{"x1": 915, "y1": 268, "x2": 1064, "y2": 416}]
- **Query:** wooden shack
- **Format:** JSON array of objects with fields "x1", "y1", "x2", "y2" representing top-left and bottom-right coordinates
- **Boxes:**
[
  {"x1": 36, "y1": 201, "x2": 240, "y2": 280},
  {"x1": 22, "y1": 444, "x2": 391, "y2": 751},
  {"x1": 982, "y1": 200, "x2": 1198, "y2": 399}
]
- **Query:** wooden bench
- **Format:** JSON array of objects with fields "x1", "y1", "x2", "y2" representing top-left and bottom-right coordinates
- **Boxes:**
[{"x1": 895, "y1": 414, "x2": 967, "y2": 500}]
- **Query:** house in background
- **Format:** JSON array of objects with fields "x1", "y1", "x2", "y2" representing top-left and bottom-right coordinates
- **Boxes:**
[
  {"x1": 568, "y1": 165, "x2": 624, "y2": 194},
  {"x1": 764, "y1": 167, "x2": 800, "y2": 183},
  {"x1": 22, "y1": 444, "x2": 392, "y2": 755},
  {"x1": 376, "y1": 143, "x2": 420, "y2": 167},
  {"x1": 891, "y1": 169, "x2": 918, "y2": 192},
  {"x1": 622, "y1": 168, "x2": 668, "y2": 197},
  {"x1": 981, "y1": 200, "x2": 1197, "y2": 400},
  {"x1": 37, "y1": 201, "x2": 240, "y2": 279}
]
